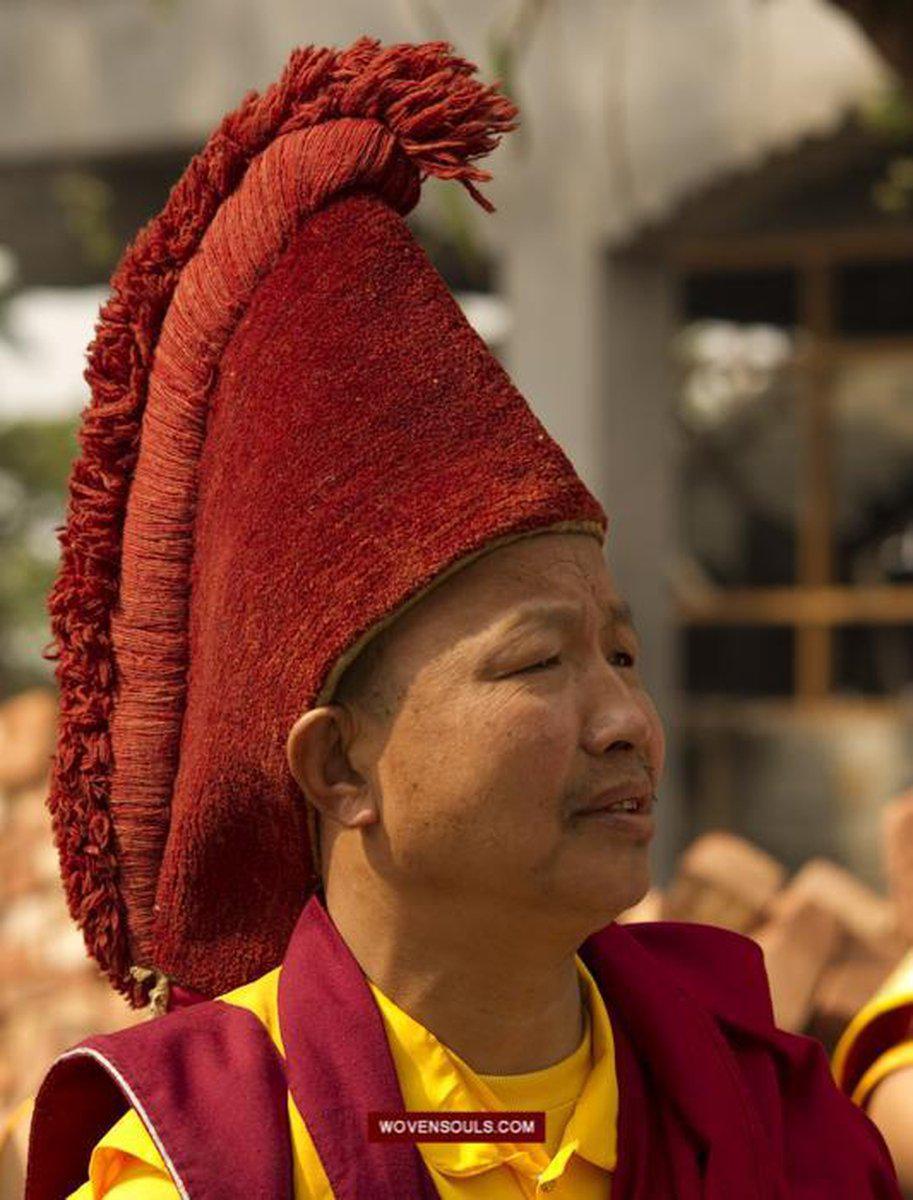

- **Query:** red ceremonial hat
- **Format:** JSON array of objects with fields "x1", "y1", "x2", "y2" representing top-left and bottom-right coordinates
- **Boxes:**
[{"x1": 45, "y1": 36, "x2": 607, "y2": 1008}]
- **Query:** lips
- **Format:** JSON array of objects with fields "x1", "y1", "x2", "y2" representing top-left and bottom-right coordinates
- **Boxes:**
[{"x1": 572, "y1": 784, "x2": 655, "y2": 818}]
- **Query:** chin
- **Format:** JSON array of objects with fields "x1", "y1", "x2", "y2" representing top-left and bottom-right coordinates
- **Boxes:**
[
  {"x1": 559, "y1": 873, "x2": 652, "y2": 936},
  {"x1": 617, "y1": 869, "x2": 651, "y2": 916},
  {"x1": 577, "y1": 857, "x2": 652, "y2": 927}
]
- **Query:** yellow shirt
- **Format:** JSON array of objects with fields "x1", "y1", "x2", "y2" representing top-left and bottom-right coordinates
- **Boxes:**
[
  {"x1": 834, "y1": 948, "x2": 913, "y2": 1109},
  {"x1": 66, "y1": 954, "x2": 616, "y2": 1199}
]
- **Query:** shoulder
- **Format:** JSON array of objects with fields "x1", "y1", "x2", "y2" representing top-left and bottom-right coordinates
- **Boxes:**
[
  {"x1": 598, "y1": 919, "x2": 775, "y2": 1031},
  {"x1": 218, "y1": 966, "x2": 284, "y2": 1052},
  {"x1": 75, "y1": 970, "x2": 284, "y2": 1077},
  {"x1": 590, "y1": 920, "x2": 901, "y2": 1192},
  {"x1": 27, "y1": 981, "x2": 289, "y2": 1200}
]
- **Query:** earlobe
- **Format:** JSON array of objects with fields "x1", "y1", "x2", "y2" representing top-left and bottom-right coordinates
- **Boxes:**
[{"x1": 285, "y1": 706, "x2": 377, "y2": 830}]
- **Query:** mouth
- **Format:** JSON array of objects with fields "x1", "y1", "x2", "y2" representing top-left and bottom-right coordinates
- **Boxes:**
[
  {"x1": 573, "y1": 786, "x2": 655, "y2": 817},
  {"x1": 569, "y1": 788, "x2": 656, "y2": 842}
]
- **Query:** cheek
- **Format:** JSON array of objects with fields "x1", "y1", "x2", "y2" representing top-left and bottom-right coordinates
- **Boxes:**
[
  {"x1": 461, "y1": 692, "x2": 578, "y2": 851},
  {"x1": 489, "y1": 694, "x2": 575, "y2": 793},
  {"x1": 373, "y1": 697, "x2": 479, "y2": 848},
  {"x1": 378, "y1": 688, "x2": 575, "y2": 847}
]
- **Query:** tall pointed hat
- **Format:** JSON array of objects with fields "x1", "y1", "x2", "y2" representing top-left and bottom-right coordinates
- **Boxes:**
[{"x1": 45, "y1": 36, "x2": 607, "y2": 1007}]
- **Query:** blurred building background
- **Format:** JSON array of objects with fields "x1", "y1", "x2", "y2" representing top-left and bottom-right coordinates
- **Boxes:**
[{"x1": 2, "y1": 0, "x2": 913, "y2": 1171}]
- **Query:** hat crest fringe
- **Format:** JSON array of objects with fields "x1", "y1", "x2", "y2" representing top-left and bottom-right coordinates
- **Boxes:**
[{"x1": 43, "y1": 36, "x2": 518, "y2": 1005}]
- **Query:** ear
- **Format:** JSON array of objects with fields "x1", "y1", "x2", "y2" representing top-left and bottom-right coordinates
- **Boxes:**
[{"x1": 285, "y1": 706, "x2": 378, "y2": 829}]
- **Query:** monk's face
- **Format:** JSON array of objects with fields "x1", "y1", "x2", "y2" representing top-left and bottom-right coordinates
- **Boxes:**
[{"x1": 346, "y1": 530, "x2": 665, "y2": 926}]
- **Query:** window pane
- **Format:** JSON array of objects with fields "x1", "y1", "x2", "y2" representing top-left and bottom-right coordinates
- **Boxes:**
[
  {"x1": 683, "y1": 268, "x2": 798, "y2": 325},
  {"x1": 833, "y1": 625, "x2": 913, "y2": 697},
  {"x1": 836, "y1": 258, "x2": 913, "y2": 337},
  {"x1": 684, "y1": 625, "x2": 794, "y2": 696},
  {"x1": 832, "y1": 353, "x2": 913, "y2": 588},
  {"x1": 676, "y1": 320, "x2": 800, "y2": 588}
]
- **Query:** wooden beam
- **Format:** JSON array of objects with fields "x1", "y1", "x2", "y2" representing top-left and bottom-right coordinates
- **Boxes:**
[
  {"x1": 677, "y1": 584, "x2": 913, "y2": 626},
  {"x1": 669, "y1": 227, "x2": 913, "y2": 271},
  {"x1": 680, "y1": 693, "x2": 912, "y2": 726},
  {"x1": 795, "y1": 262, "x2": 834, "y2": 698},
  {"x1": 822, "y1": 335, "x2": 913, "y2": 362}
]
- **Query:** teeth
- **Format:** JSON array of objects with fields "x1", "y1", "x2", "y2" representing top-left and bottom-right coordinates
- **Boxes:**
[
  {"x1": 607, "y1": 799, "x2": 640, "y2": 813},
  {"x1": 577, "y1": 796, "x2": 650, "y2": 816}
]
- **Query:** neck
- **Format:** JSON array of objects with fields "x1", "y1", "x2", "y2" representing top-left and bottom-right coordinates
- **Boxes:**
[{"x1": 324, "y1": 873, "x2": 590, "y2": 1075}]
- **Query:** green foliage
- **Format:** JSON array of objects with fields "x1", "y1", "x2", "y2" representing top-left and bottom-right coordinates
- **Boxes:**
[
  {"x1": 52, "y1": 170, "x2": 119, "y2": 275},
  {"x1": 857, "y1": 84, "x2": 913, "y2": 213},
  {"x1": 0, "y1": 416, "x2": 78, "y2": 700},
  {"x1": 860, "y1": 82, "x2": 913, "y2": 142},
  {"x1": 872, "y1": 154, "x2": 913, "y2": 211}
]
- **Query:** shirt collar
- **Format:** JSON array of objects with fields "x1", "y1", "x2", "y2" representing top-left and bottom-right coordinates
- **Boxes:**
[{"x1": 367, "y1": 953, "x2": 617, "y2": 1183}]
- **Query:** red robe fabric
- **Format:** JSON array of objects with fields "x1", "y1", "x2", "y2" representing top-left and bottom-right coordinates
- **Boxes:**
[{"x1": 27, "y1": 895, "x2": 901, "y2": 1199}]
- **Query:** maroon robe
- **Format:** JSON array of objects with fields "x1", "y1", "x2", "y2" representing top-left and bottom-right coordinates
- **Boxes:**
[{"x1": 26, "y1": 894, "x2": 900, "y2": 1199}]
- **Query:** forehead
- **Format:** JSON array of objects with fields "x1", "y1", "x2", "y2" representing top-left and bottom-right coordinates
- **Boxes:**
[{"x1": 382, "y1": 532, "x2": 621, "y2": 663}]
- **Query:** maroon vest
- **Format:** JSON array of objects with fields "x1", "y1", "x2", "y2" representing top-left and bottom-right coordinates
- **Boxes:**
[{"x1": 26, "y1": 895, "x2": 901, "y2": 1200}]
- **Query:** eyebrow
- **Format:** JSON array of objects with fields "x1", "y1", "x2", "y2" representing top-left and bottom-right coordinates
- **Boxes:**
[{"x1": 486, "y1": 598, "x2": 638, "y2": 642}]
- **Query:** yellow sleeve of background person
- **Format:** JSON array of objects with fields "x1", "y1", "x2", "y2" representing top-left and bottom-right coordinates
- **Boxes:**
[
  {"x1": 66, "y1": 957, "x2": 618, "y2": 1199},
  {"x1": 834, "y1": 950, "x2": 913, "y2": 1194},
  {"x1": 834, "y1": 949, "x2": 913, "y2": 1110}
]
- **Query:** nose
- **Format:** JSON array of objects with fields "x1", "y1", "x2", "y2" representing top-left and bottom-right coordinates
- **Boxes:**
[{"x1": 580, "y1": 657, "x2": 662, "y2": 768}]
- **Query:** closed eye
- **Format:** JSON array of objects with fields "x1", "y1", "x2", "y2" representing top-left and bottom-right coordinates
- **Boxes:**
[
  {"x1": 515, "y1": 655, "x2": 561, "y2": 674},
  {"x1": 511, "y1": 650, "x2": 636, "y2": 676}
]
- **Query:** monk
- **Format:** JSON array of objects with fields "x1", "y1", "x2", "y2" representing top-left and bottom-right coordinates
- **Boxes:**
[
  {"x1": 24, "y1": 35, "x2": 900, "y2": 1200},
  {"x1": 30, "y1": 529, "x2": 901, "y2": 1198}
]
